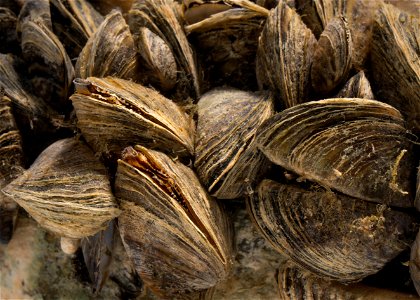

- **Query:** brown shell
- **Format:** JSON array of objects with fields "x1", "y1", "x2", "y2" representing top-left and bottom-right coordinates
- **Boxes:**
[
  {"x1": 20, "y1": 18, "x2": 74, "y2": 109},
  {"x1": 0, "y1": 54, "x2": 56, "y2": 131},
  {"x1": 81, "y1": 219, "x2": 116, "y2": 294},
  {"x1": 195, "y1": 87, "x2": 274, "y2": 199},
  {"x1": 71, "y1": 77, "x2": 194, "y2": 157},
  {"x1": 185, "y1": 4, "x2": 267, "y2": 91},
  {"x1": 410, "y1": 230, "x2": 420, "y2": 295},
  {"x1": 136, "y1": 26, "x2": 177, "y2": 92},
  {"x1": 371, "y1": 2, "x2": 420, "y2": 135},
  {"x1": 2, "y1": 138, "x2": 120, "y2": 239},
  {"x1": 256, "y1": 1, "x2": 317, "y2": 109},
  {"x1": 335, "y1": 71, "x2": 374, "y2": 99},
  {"x1": 129, "y1": 0, "x2": 201, "y2": 101},
  {"x1": 311, "y1": 16, "x2": 353, "y2": 95},
  {"x1": 0, "y1": 8, "x2": 19, "y2": 54},
  {"x1": 0, "y1": 95, "x2": 24, "y2": 243},
  {"x1": 416, "y1": 163, "x2": 420, "y2": 211},
  {"x1": 75, "y1": 10, "x2": 139, "y2": 81},
  {"x1": 50, "y1": 0, "x2": 103, "y2": 59},
  {"x1": 294, "y1": 0, "x2": 380, "y2": 69},
  {"x1": 256, "y1": 98, "x2": 415, "y2": 207},
  {"x1": 116, "y1": 146, "x2": 233, "y2": 298},
  {"x1": 248, "y1": 179, "x2": 417, "y2": 281},
  {"x1": 278, "y1": 262, "x2": 417, "y2": 299}
]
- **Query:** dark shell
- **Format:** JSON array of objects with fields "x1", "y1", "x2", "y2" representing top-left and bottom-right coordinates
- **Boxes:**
[
  {"x1": 371, "y1": 2, "x2": 420, "y2": 135},
  {"x1": 0, "y1": 8, "x2": 19, "y2": 54},
  {"x1": 248, "y1": 179, "x2": 417, "y2": 281},
  {"x1": 0, "y1": 54, "x2": 56, "y2": 131},
  {"x1": 50, "y1": 0, "x2": 103, "y2": 59},
  {"x1": 311, "y1": 16, "x2": 353, "y2": 95},
  {"x1": 256, "y1": 1, "x2": 317, "y2": 109},
  {"x1": 82, "y1": 219, "x2": 116, "y2": 294},
  {"x1": 416, "y1": 164, "x2": 420, "y2": 211},
  {"x1": 0, "y1": 95, "x2": 24, "y2": 243},
  {"x1": 19, "y1": 12, "x2": 74, "y2": 109},
  {"x1": 410, "y1": 230, "x2": 420, "y2": 296},
  {"x1": 293, "y1": 0, "x2": 380, "y2": 69},
  {"x1": 256, "y1": 98, "x2": 415, "y2": 208},
  {"x1": 278, "y1": 262, "x2": 418, "y2": 299},
  {"x1": 185, "y1": 4, "x2": 267, "y2": 91}
]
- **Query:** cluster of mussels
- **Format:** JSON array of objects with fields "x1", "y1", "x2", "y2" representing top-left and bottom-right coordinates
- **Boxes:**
[{"x1": 0, "y1": 0, "x2": 419, "y2": 299}]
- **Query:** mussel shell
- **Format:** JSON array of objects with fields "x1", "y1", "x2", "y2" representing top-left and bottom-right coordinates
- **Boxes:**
[
  {"x1": 278, "y1": 262, "x2": 418, "y2": 299},
  {"x1": 50, "y1": 0, "x2": 103, "y2": 59},
  {"x1": 256, "y1": 0, "x2": 317, "y2": 109},
  {"x1": 136, "y1": 26, "x2": 178, "y2": 92},
  {"x1": 183, "y1": 1, "x2": 232, "y2": 25},
  {"x1": 0, "y1": 8, "x2": 19, "y2": 54},
  {"x1": 129, "y1": 0, "x2": 201, "y2": 101},
  {"x1": 293, "y1": 0, "x2": 380, "y2": 69},
  {"x1": 195, "y1": 88, "x2": 274, "y2": 199},
  {"x1": 20, "y1": 19, "x2": 74, "y2": 109},
  {"x1": 0, "y1": 54, "x2": 56, "y2": 131},
  {"x1": 71, "y1": 77, "x2": 194, "y2": 157},
  {"x1": 416, "y1": 163, "x2": 420, "y2": 211},
  {"x1": 82, "y1": 219, "x2": 116, "y2": 294},
  {"x1": 0, "y1": 95, "x2": 24, "y2": 243},
  {"x1": 17, "y1": 0, "x2": 52, "y2": 31},
  {"x1": 248, "y1": 179, "x2": 417, "y2": 281},
  {"x1": 185, "y1": 3, "x2": 268, "y2": 91},
  {"x1": 2, "y1": 138, "x2": 120, "y2": 239},
  {"x1": 410, "y1": 230, "x2": 420, "y2": 295},
  {"x1": 335, "y1": 71, "x2": 374, "y2": 99},
  {"x1": 116, "y1": 146, "x2": 232, "y2": 297},
  {"x1": 75, "y1": 10, "x2": 139, "y2": 81},
  {"x1": 256, "y1": 98, "x2": 415, "y2": 207},
  {"x1": 311, "y1": 16, "x2": 353, "y2": 95},
  {"x1": 371, "y1": 2, "x2": 420, "y2": 136}
]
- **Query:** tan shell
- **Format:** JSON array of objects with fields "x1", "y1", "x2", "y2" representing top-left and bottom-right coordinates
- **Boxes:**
[
  {"x1": 256, "y1": 98, "x2": 415, "y2": 207},
  {"x1": 335, "y1": 71, "x2": 374, "y2": 99},
  {"x1": 0, "y1": 95, "x2": 24, "y2": 243},
  {"x1": 71, "y1": 77, "x2": 194, "y2": 157},
  {"x1": 185, "y1": 3, "x2": 268, "y2": 91},
  {"x1": 195, "y1": 88, "x2": 274, "y2": 199},
  {"x1": 371, "y1": 2, "x2": 420, "y2": 135},
  {"x1": 129, "y1": 0, "x2": 201, "y2": 101},
  {"x1": 278, "y1": 262, "x2": 418, "y2": 299},
  {"x1": 248, "y1": 179, "x2": 417, "y2": 281},
  {"x1": 311, "y1": 16, "x2": 353, "y2": 95},
  {"x1": 2, "y1": 138, "x2": 120, "y2": 239},
  {"x1": 116, "y1": 146, "x2": 233, "y2": 298},
  {"x1": 75, "y1": 10, "x2": 139, "y2": 81},
  {"x1": 256, "y1": 0, "x2": 317, "y2": 109}
]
